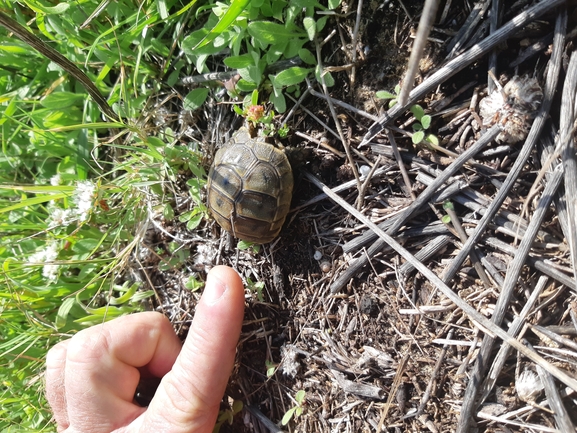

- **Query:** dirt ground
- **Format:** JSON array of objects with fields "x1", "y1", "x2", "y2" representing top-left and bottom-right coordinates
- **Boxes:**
[{"x1": 141, "y1": 1, "x2": 577, "y2": 431}]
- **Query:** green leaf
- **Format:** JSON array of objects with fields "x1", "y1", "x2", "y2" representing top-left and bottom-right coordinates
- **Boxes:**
[
  {"x1": 316, "y1": 15, "x2": 328, "y2": 33},
  {"x1": 186, "y1": 213, "x2": 203, "y2": 230},
  {"x1": 247, "y1": 21, "x2": 305, "y2": 45},
  {"x1": 109, "y1": 283, "x2": 139, "y2": 305},
  {"x1": 375, "y1": 90, "x2": 397, "y2": 100},
  {"x1": 328, "y1": 0, "x2": 341, "y2": 9},
  {"x1": 238, "y1": 65, "x2": 263, "y2": 85},
  {"x1": 157, "y1": 0, "x2": 169, "y2": 18},
  {"x1": 232, "y1": 399, "x2": 244, "y2": 414},
  {"x1": 315, "y1": 67, "x2": 334, "y2": 87},
  {"x1": 183, "y1": 88, "x2": 210, "y2": 111},
  {"x1": 55, "y1": 297, "x2": 76, "y2": 329},
  {"x1": 185, "y1": 276, "x2": 204, "y2": 291},
  {"x1": 425, "y1": 134, "x2": 440, "y2": 146},
  {"x1": 410, "y1": 104, "x2": 425, "y2": 120},
  {"x1": 443, "y1": 201, "x2": 454, "y2": 211},
  {"x1": 295, "y1": 389, "x2": 306, "y2": 403},
  {"x1": 272, "y1": 67, "x2": 311, "y2": 87},
  {"x1": 421, "y1": 114, "x2": 432, "y2": 129},
  {"x1": 191, "y1": 0, "x2": 252, "y2": 50},
  {"x1": 24, "y1": 1, "x2": 70, "y2": 14},
  {"x1": 237, "y1": 240, "x2": 254, "y2": 250},
  {"x1": 303, "y1": 17, "x2": 316, "y2": 41},
  {"x1": 250, "y1": 89, "x2": 259, "y2": 106},
  {"x1": 236, "y1": 78, "x2": 258, "y2": 92},
  {"x1": 270, "y1": 90, "x2": 286, "y2": 113},
  {"x1": 442, "y1": 214, "x2": 452, "y2": 224},
  {"x1": 40, "y1": 92, "x2": 85, "y2": 109},
  {"x1": 281, "y1": 407, "x2": 297, "y2": 426},
  {"x1": 290, "y1": 0, "x2": 325, "y2": 8},
  {"x1": 224, "y1": 54, "x2": 254, "y2": 69},
  {"x1": 298, "y1": 48, "x2": 316, "y2": 65},
  {"x1": 412, "y1": 130, "x2": 425, "y2": 144}
]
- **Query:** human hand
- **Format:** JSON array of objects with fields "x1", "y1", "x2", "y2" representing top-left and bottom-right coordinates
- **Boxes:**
[{"x1": 45, "y1": 265, "x2": 245, "y2": 433}]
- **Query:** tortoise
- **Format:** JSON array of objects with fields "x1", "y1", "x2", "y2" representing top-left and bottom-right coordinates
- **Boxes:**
[{"x1": 207, "y1": 128, "x2": 294, "y2": 244}]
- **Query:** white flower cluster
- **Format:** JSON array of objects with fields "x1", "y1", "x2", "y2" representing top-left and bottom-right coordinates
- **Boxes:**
[
  {"x1": 30, "y1": 180, "x2": 98, "y2": 282},
  {"x1": 28, "y1": 241, "x2": 59, "y2": 282},
  {"x1": 47, "y1": 180, "x2": 96, "y2": 227}
]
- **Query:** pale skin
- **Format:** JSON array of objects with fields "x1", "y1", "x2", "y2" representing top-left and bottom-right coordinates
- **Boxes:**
[{"x1": 45, "y1": 265, "x2": 245, "y2": 433}]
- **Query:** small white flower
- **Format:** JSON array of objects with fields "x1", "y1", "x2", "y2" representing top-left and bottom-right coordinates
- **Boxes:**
[
  {"x1": 29, "y1": 242, "x2": 60, "y2": 282},
  {"x1": 50, "y1": 174, "x2": 62, "y2": 186},
  {"x1": 73, "y1": 180, "x2": 96, "y2": 222},
  {"x1": 48, "y1": 207, "x2": 74, "y2": 227}
]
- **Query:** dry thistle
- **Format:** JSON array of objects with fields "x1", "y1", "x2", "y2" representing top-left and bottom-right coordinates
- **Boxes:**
[
  {"x1": 516, "y1": 369, "x2": 544, "y2": 403},
  {"x1": 479, "y1": 75, "x2": 543, "y2": 143}
]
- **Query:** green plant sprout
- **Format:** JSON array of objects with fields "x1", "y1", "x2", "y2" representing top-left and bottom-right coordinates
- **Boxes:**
[
  {"x1": 281, "y1": 389, "x2": 306, "y2": 425},
  {"x1": 266, "y1": 359, "x2": 278, "y2": 377},
  {"x1": 184, "y1": 275, "x2": 204, "y2": 292},
  {"x1": 246, "y1": 277, "x2": 265, "y2": 301},
  {"x1": 213, "y1": 399, "x2": 244, "y2": 433},
  {"x1": 376, "y1": 86, "x2": 440, "y2": 147},
  {"x1": 237, "y1": 240, "x2": 261, "y2": 252},
  {"x1": 234, "y1": 89, "x2": 276, "y2": 131}
]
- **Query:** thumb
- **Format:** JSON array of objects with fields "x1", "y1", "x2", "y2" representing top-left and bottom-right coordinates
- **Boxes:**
[{"x1": 138, "y1": 266, "x2": 245, "y2": 432}]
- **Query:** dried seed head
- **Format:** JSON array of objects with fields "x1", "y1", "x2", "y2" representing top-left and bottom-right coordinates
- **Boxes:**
[
  {"x1": 479, "y1": 75, "x2": 543, "y2": 144},
  {"x1": 320, "y1": 259, "x2": 332, "y2": 273},
  {"x1": 516, "y1": 369, "x2": 544, "y2": 402},
  {"x1": 280, "y1": 344, "x2": 301, "y2": 378}
]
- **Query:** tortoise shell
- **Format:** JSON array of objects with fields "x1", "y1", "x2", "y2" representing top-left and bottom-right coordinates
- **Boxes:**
[{"x1": 207, "y1": 128, "x2": 294, "y2": 243}]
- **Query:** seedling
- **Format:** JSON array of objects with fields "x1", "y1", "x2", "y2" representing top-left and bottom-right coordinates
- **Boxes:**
[
  {"x1": 376, "y1": 86, "x2": 440, "y2": 147},
  {"x1": 281, "y1": 390, "x2": 306, "y2": 425}
]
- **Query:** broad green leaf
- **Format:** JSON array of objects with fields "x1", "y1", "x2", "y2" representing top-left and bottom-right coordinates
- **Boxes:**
[
  {"x1": 236, "y1": 78, "x2": 258, "y2": 92},
  {"x1": 315, "y1": 66, "x2": 334, "y2": 87},
  {"x1": 303, "y1": 17, "x2": 316, "y2": 41},
  {"x1": 270, "y1": 88, "x2": 286, "y2": 113},
  {"x1": 247, "y1": 21, "x2": 305, "y2": 45},
  {"x1": 316, "y1": 15, "x2": 328, "y2": 33},
  {"x1": 421, "y1": 114, "x2": 432, "y2": 129},
  {"x1": 426, "y1": 134, "x2": 440, "y2": 146},
  {"x1": 183, "y1": 88, "x2": 210, "y2": 111},
  {"x1": 295, "y1": 390, "x2": 306, "y2": 403},
  {"x1": 238, "y1": 65, "x2": 263, "y2": 85},
  {"x1": 298, "y1": 48, "x2": 316, "y2": 65},
  {"x1": 412, "y1": 130, "x2": 425, "y2": 144},
  {"x1": 375, "y1": 90, "x2": 397, "y2": 100},
  {"x1": 224, "y1": 54, "x2": 254, "y2": 68},
  {"x1": 410, "y1": 104, "x2": 425, "y2": 120},
  {"x1": 182, "y1": 30, "x2": 225, "y2": 57},
  {"x1": 281, "y1": 407, "x2": 297, "y2": 425},
  {"x1": 328, "y1": 0, "x2": 340, "y2": 9},
  {"x1": 186, "y1": 213, "x2": 203, "y2": 230},
  {"x1": 272, "y1": 67, "x2": 311, "y2": 87}
]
